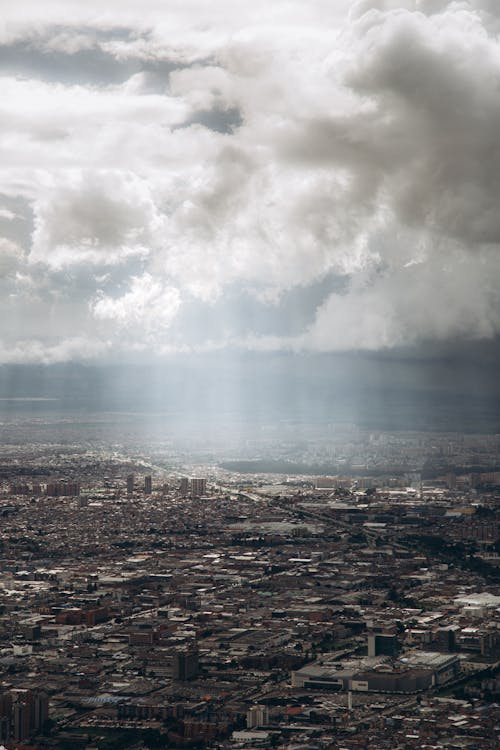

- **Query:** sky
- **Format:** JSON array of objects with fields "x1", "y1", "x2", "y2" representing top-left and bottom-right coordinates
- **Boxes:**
[
  {"x1": 0, "y1": 0, "x2": 500, "y2": 440},
  {"x1": 0, "y1": 1, "x2": 500, "y2": 433}
]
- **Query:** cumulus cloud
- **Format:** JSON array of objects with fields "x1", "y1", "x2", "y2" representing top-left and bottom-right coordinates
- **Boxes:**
[
  {"x1": 0, "y1": 238, "x2": 24, "y2": 277},
  {"x1": 299, "y1": 249, "x2": 500, "y2": 351},
  {"x1": 1, "y1": 0, "x2": 500, "y2": 361},
  {"x1": 91, "y1": 273, "x2": 181, "y2": 334},
  {"x1": 30, "y1": 172, "x2": 163, "y2": 269},
  {"x1": 344, "y1": 5, "x2": 500, "y2": 243}
]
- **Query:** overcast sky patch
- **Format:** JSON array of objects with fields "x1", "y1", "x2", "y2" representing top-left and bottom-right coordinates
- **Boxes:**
[{"x1": 0, "y1": 0, "x2": 499, "y2": 363}]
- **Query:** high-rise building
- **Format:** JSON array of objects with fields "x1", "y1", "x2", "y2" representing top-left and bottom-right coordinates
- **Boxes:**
[
  {"x1": 172, "y1": 649, "x2": 199, "y2": 680},
  {"x1": 179, "y1": 477, "x2": 189, "y2": 496},
  {"x1": 190, "y1": 477, "x2": 207, "y2": 497},
  {"x1": 12, "y1": 690, "x2": 33, "y2": 742},
  {"x1": 246, "y1": 705, "x2": 269, "y2": 728},
  {"x1": 44, "y1": 480, "x2": 80, "y2": 497},
  {"x1": 436, "y1": 627, "x2": 457, "y2": 652},
  {"x1": 33, "y1": 692, "x2": 48, "y2": 732},
  {"x1": 0, "y1": 716, "x2": 9, "y2": 743},
  {"x1": 9, "y1": 483, "x2": 30, "y2": 495},
  {"x1": 0, "y1": 692, "x2": 12, "y2": 719},
  {"x1": 367, "y1": 633, "x2": 399, "y2": 657},
  {"x1": 0, "y1": 689, "x2": 48, "y2": 741},
  {"x1": 0, "y1": 692, "x2": 12, "y2": 742},
  {"x1": 126, "y1": 474, "x2": 134, "y2": 496},
  {"x1": 13, "y1": 702, "x2": 30, "y2": 742},
  {"x1": 144, "y1": 475, "x2": 152, "y2": 494}
]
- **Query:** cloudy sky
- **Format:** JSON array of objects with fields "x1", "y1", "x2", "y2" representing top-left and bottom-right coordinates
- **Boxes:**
[{"x1": 1, "y1": 0, "x2": 500, "y2": 366}]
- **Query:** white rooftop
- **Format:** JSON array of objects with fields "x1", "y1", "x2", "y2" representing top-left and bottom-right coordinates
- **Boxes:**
[{"x1": 454, "y1": 592, "x2": 500, "y2": 608}]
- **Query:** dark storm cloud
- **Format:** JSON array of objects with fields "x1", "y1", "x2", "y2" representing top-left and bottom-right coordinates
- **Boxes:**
[{"x1": 282, "y1": 8, "x2": 500, "y2": 245}]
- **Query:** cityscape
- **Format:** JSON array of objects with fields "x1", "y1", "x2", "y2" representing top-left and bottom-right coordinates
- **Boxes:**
[
  {"x1": 0, "y1": 416, "x2": 497, "y2": 749},
  {"x1": 2, "y1": 0, "x2": 500, "y2": 748}
]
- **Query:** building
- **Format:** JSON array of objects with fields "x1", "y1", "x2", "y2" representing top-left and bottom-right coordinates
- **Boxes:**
[
  {"x1": 190, "y1": 477, "x2": 207, "y2": 497},
  {"x1": 45, "y1": 480, "x2": 80, "y2": 497},
  {"x1": 233, "y1": 730, "x2": 271, "y2": 743},
  {"x1": 13, "y1": 701, "x2": 30, "y2": 742},
  {"x1": 180, "y1": 477, "x2": 189, "y2": 496},
  {"x1": 173, "y1": 649, "x2": 199, "y2": 681},
  {"x1": 0, "y1": 692, "x2": 12, "y2": 743},
  {"x1": 436, "y1": 627, "x2": 457, "y2": 652},
  {"x1": 33, "y1": 691, "x2": 49, "y2": 732},
  {"x1": 126, "y1": 474, "x2": 134, "y2": 496},
  {"x1": 292, "y1": 652, "x2": 460, "y2": 694},
  {"x1": 0, "y1": 715, "x2": 9, "y2": 743},
  {"x1": 144, "y1": 475, "x2": 152, "y2": 494},
  {"x1": 368, "y1": 632, "x2": 399, "y2": 657},
  {"x1": 315, "y1": 477, "x2": 337, "y2": 489},
  {"x1": 9, "y1": 483, "x2": 30, "y2": 495},
  {"x1": 10, "y1": 689, "x2": 48, "y2": 741},
  {"x1": 246, "y1": 705, "x2": 269, "y2": 728}
]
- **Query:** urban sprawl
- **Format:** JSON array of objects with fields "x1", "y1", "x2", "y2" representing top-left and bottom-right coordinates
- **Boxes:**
[{"x1": 0, "y1": 426, "x2": 498, "y2": 750}]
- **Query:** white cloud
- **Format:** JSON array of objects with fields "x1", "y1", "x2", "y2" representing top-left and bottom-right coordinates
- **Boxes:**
[
  {"x1": 0, "y1": 238, "x2": 24, "y2": 277},
  {"x1": 1, "y1": 1, "x2": 500, "y2": 361},
  {"x1": 0, "y1": 207, "x2": 17, "y2": 220},
  {"x1": 30, "y1": 172, "x2": 164, "y2": 269},
  {"x1": 300, "y1": 251, "x2": 500, "y2": 351},
  {"x1": 91, "y1": 273, "x2": 181, "y2": 335},
  {"x1": 0, "y1": 336, "x2": 110, "y2": 364},
  {"x1": 0, "y1": 75, "x2": 188, "y2": 171}
]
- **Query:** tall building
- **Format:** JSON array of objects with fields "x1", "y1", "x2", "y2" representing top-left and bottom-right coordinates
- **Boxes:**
[
  {"x1": 246, "y1": 705, "x2": 269, "y2": 728},
  {"x1": 190, "y1": 477, "x2": 207, "y2": 497},
  {"x1": 126, "y1": 474, "x2": 134, "y2": 496},
  {"x1": 446, "y1": 472, "x2": 457, "y2": 490},
  {"x1": 172, "y1": 649, "x2": 199, "y2": 681},
  {"x1": 436, "y1": 627, "x2": 457, "y2": 652},
  {"x1": 9, "y1": 483, "x2": 30, "y2": 495},
  {"x1": 368, "y1": 633, "x2": 399, "y2": 657},
  {"x1": 179, "y1": 477, "x2": 189, "y2": 496},
  {"x1": 0, "y1": 689, "x2": 48, "y2": 741},
  {"x1": 0, "y1": 716, "x2": 9, "y2": 743},
  {"x1": 45, "y1": 480, "x2": 80, "y2": 497},
  {"x1": 13, "y1": 702, "x2": 30, "y2": 742},
  {"x1": 144, "y1": 475, "x2": 152, "y2": 494},
  {"x1": 0, "y1": 692, "x2": 11, "y2": 742},
  {"x1": 0, "y1": 693, "x2": 12, "y2": 720},
  {"x1": 33, "y1": 692, "x2": 48, "y2": 732},
  {"x1": 12, "y1": 690, "x2": 33, "y2": 742}
]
